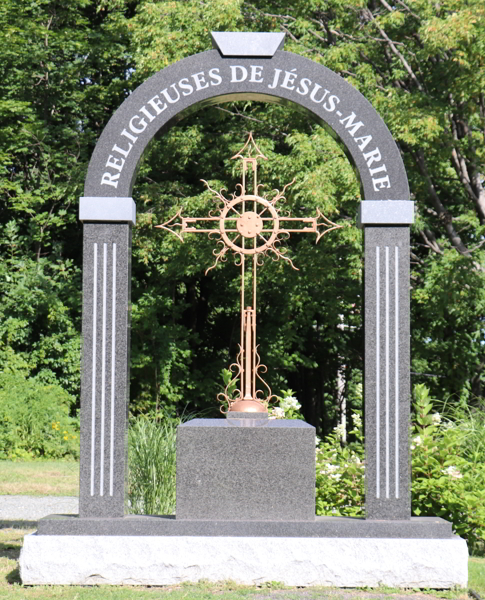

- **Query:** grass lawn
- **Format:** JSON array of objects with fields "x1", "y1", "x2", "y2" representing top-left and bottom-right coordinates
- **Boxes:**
[
  {"x1": 469, "y1": 557, "x2": 485, "y2": 595},
  {"x1": 0, "y1": 461, "x2": 79, "y2": 496}
]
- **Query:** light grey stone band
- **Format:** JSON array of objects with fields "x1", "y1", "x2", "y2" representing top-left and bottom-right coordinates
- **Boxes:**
[
  {"x1": 79, "y1": 197, "x2": 136, "y2": 225},
  {"x1": 226, "y1": 411, "x2": 268, "y2": 419},
  {"x1": 358, "y1": 201, "x2": 414, "y2": 228},
  {"x1": 20, "y1": 533, "x2": 468, "y2": 587},
  {"x1": 211, "y1": 31, "x2": 285, "y2": 57}
]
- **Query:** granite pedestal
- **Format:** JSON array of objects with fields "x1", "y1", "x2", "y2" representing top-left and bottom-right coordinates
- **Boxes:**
[{"x1": 176, "y1": 418, "x2": 315, "y2": 522}]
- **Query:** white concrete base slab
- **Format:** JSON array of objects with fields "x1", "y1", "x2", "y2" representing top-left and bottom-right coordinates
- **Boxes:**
[{"x1": 20, "y1": 534, "x2": 468, "y2": 588}]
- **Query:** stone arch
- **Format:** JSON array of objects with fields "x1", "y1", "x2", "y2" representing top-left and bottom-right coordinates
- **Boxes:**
[
  {"x1": 83, "y1": 49, "x2": 409, "y2": 201},
  {"x1": 78, "y1": 34, "x2": 413, "y2": 521}
]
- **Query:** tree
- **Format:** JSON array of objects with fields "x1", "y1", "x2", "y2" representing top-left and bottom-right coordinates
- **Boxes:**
[
  {"x1": 126, "y1": 0, "x2": 485, "y2": 424},
  {"x1": 0, "y1": 0, "x2": 134, "y2": 399},
  {"x1": 1, "y1": 0, "x2": 483, "y2": 433}
]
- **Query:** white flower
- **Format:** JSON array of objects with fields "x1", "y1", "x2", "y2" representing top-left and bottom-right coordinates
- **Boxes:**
[
  {"x1": 442, "y1": 466, "x2": 463, "y2": 479},
  {"x1": 335, "y1": 423, "x2": 346, "y2": 440},
  {"x1": 280, "y1": 396, "x2": 301, "y2": 411},
  {"x1": 413, "y1": 435, "x2": 422, "y2": 447},
  {"x1": 315, "y1": 435, "x2": 321, "y2": 447},
  {"x1": 442, "y1": 421, "x2": 454, "y2": 430},
  {"x1": 330, "y1": 473, "x2": 342, "y2": 481},
  {"x1": 320, "y1": 464, "x2": 339, "y2": 475},
  {"x1": 269, "y1": 406, "x2": 285, "y2": 419},
  {"x1": 351, "y1": 412, "x2": 362, "y2": 428},
  {"x1": 431, "y1": 412, "x2": 442, "y2": 425}
]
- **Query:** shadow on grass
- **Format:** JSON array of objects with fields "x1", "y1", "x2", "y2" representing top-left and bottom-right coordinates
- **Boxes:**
[
  {"x1": 6, "y1": 566, "x2": 21, "y2": 585},
  {"x1": 0, "y1": 541, "x2": 22, "y2": 561},
  {"x1": 0, "y1": 520, "x2": 37, "y2": 529},
  {"x1": 1, "y1": 537, "x2": 23, "y2": 585}
]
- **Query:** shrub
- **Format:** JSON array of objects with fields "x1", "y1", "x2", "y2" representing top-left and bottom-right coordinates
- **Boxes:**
[
  {"x1": 314, "y1": 383, "x2": 485, "y2": 554},
  {"x1": 128, "y1": 415, "x2": 178, "y2": 515},
  {"x1": 315, "y1": 411, "x2": 365, "y2": 517},
  {"x1": 0, "y1": 371, "x2": 79, "y2": 459},
  {"x1": 411, "y1": 384, "x2": 485, "y2": 555}
]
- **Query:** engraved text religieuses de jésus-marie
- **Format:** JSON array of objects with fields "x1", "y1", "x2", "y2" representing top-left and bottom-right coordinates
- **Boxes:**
[
  {"x1": 100, "y1": 64, "x2": 392, "y2": 194},
  {"x1": 156, "y1": 133, "x2": 343, "y2": 413}
]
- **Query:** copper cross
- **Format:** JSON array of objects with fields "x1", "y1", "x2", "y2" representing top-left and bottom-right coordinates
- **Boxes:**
[{"x1": 156, "y1": 133, "x2": 342, "y2": 413}]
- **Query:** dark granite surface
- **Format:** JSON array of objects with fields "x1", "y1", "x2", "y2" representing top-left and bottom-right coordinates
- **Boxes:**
[
  {"x1": 364, "y1": 227, "x2": 411, "y2": 520},
  {"x1": 37, "y1": 514, "x2": 453, "y2": 538},
  {"x1": 76, "y1": 32, "x2": 415, "y2": 528},
  {"x1": 79, "y1": 224, "x2": 131, "y2": 518},
  {"x1": 176, "y1": 419, "x2": 315, "y2": 522},
  {"x1": 83, "y1": 45, "x2": 410, "y2": 201}
]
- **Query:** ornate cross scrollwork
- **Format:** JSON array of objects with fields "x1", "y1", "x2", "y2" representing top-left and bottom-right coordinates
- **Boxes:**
[{"x1": 156, "y1": 133, "x2": 343, "y2": 413}]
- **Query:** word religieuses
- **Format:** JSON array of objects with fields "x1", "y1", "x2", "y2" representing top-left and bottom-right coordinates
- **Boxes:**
[{"x1": 101, "y1": 64, "x2": 391, "y2": 193}]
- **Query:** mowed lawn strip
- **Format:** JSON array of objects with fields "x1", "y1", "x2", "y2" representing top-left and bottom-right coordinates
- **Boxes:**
[
  {"x1": 0, "y1": 460, "x2": 79, "y2": 496},
  {"x1": 469, "y1": 557, "x2": 485, "y2": 596}
]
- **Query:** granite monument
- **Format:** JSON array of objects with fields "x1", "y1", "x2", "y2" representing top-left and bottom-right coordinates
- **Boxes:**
[{"x1": 19, "y1": 31, "x2": 468, "y2": 588}]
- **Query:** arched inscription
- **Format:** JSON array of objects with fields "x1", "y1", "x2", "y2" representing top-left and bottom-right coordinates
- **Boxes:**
[{"x1": 84, "y1": 50, "x2": 409, "y2": 201}]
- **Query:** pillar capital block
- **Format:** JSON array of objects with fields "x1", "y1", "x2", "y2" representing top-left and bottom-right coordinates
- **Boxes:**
[
  {"x1": 358, "y1": 201, "x2": 414, "y2": 228},
  {"x1": 79, "y1": 197, "x2": 136, "y2": 225}
]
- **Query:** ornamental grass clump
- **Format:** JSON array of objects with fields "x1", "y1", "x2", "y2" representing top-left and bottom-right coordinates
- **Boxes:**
[{"x1": 128, "y1": 415, "x2": 178, "y2": 515}]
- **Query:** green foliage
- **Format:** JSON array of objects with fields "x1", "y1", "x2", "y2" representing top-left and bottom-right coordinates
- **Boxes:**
[
  {"x1": 0, "y1": 247, "x2": 82, "y2": 396},
  {"x1": 0, "y1": 372, "x2": 79, "y2": 459},
  {"x1": 411, "y1": 384, "x2": 485, "y2": 555},
  {"x1": 316, "y1": 411, "x2": 365, "y2": 517},
  {"x1": 130, "y1": 0, "x2": 243, "y2": 77},
  {"x1": 315, "y1": 384, "x2": 485, "y2": 554},
  {"x1": 1, "y1": 0, "x2": 484, "y2": 436},
  {"x1": 0, "y1": 0, "x2": 133, "y2": 404},
  {"x1": 127, "y1": 415, "x2": 178, "y2": 515},
  {"x1": 126, "y1": 0, "x2": 485, "y2": 427},
  {"x1": 221, "y1": 368, "x2": 238, "y2": 400}
]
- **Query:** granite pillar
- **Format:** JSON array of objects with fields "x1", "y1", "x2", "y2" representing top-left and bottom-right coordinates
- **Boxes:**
[
  {"x1": 79, "y1": 220, "x2": 132, "y2": 518},
  {"x1": 364, "y1": 225, "x2": 411, "y2": 520}
]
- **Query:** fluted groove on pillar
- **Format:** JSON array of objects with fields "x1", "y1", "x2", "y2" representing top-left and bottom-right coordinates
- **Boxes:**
[
  {"x1": 375, "y1": 246, "x2": 380, "y2": 498},
  {"x1": 80, "y1": 224, "x2": 131, "y2": 518},
  {"x1": 90, "y1": 243, "x2": 98, "y2": 497},
  {"x1": 394, "y1": 246, "x2": 399, "y2": 499},
  {"x1": 365, "y1": 227, "x2": 410, "y2": 520},
  {"x1": 110, "y1": 242, "x2": 117, "y2": 497}
]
